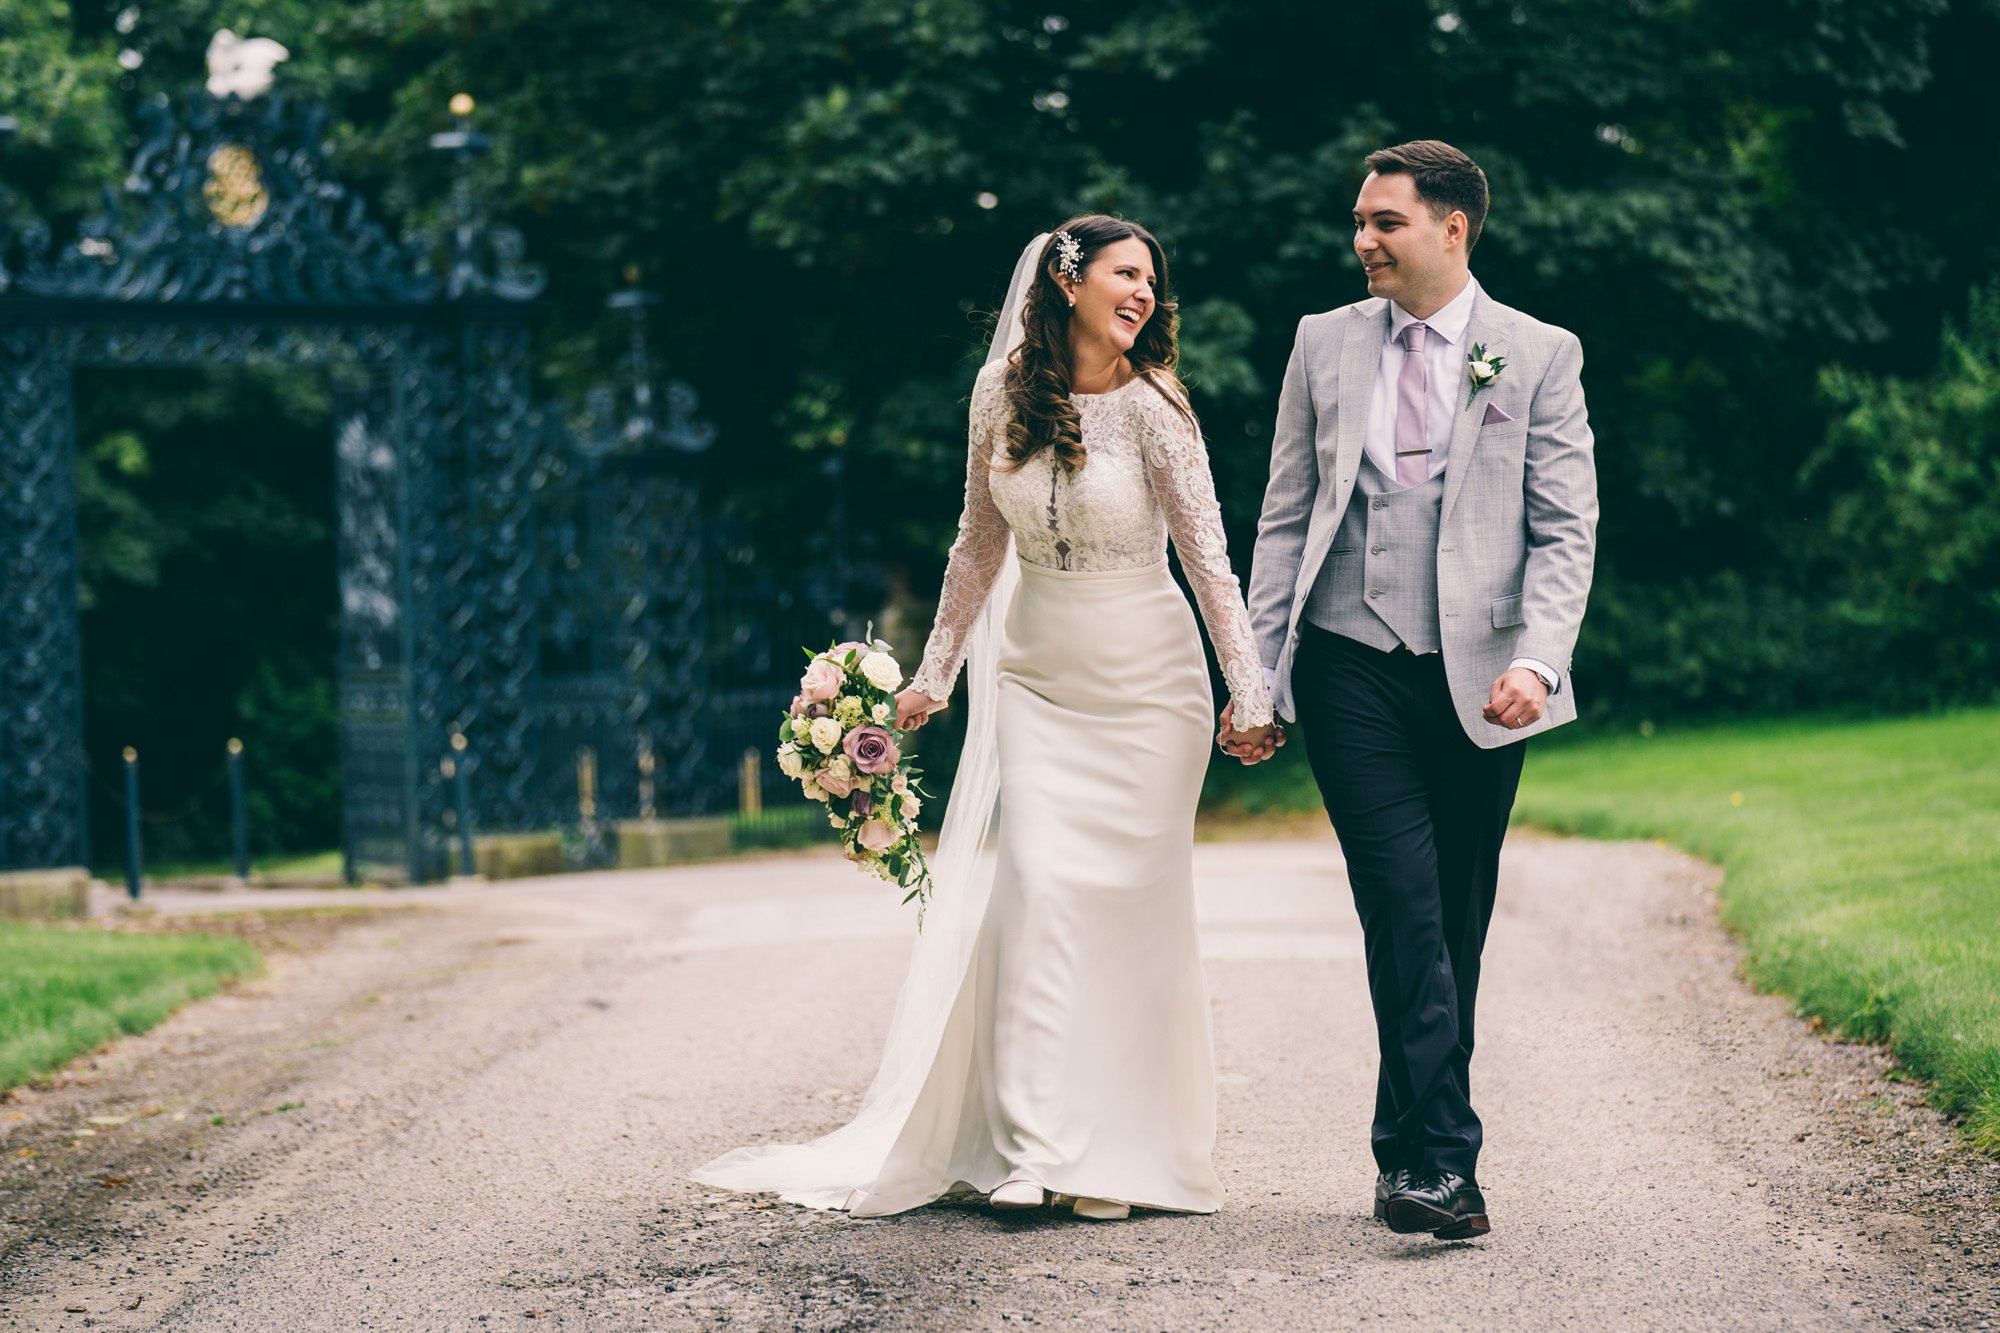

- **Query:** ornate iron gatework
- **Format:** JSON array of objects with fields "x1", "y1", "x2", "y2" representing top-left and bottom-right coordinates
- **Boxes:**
[
  {"x1": 0, "y1": 84, "x2": 558, "y2": 882},
  {"x1": 530, "y1": 289, "x2": 714, "y2": 853},
  {"x1": 9, "y1": 95, "x2": 442, "y2": 306}
]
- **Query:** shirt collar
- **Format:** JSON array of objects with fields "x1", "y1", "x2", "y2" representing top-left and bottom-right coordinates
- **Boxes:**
[{"x1": 1388, "y1": 274, "x2": 1480, "y2": 348}]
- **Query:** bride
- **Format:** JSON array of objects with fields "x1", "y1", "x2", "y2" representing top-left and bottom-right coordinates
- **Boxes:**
[{"x1": 693, "y1": 216, "x2": 1279, "y2": 1221}]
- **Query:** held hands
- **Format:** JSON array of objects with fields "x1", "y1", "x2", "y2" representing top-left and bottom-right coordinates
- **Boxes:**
[
  {"x1": 1216, "y1": 701, "x2": 1285, "y2": 765},
  {"x1": 895, "y1": 687, "x2": 949, "y2": 731},
  {"x1": 1482, "y1": 667, "x2": 1548, "y2": 731}
]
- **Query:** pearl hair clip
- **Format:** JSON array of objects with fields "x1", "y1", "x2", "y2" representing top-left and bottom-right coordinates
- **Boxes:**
[{"x1": 1053, "y1": 230, "x2": 1083, "y2": 284}]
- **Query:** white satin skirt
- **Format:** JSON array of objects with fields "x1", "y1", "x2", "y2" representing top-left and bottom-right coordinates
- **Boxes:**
[{"x1": 697, "y1": 557, "x2": 1223, "y2": 1216}]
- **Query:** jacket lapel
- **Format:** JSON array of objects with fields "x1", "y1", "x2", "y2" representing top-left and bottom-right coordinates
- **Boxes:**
[
  {"x1": 1333, "y1": 301, "x2": 1385, "y2": 491},
  {"x1": 1440, "y1": 297, "x2": 1507, "y2": 527}
]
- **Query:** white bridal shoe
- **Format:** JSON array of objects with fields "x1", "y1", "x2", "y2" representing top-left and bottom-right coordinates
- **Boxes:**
[
  {"x1": 989, "y1": 1179, "x2": 1045, "y2": 1210},
  {"x1": 1071, "y1": 1197, "x2": 1131, "y2": 1221}
]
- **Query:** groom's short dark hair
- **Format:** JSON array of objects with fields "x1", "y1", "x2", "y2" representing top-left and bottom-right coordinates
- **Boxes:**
[{"x1": 1365, "y1": 140, "x2": 1489, "y2": 251}]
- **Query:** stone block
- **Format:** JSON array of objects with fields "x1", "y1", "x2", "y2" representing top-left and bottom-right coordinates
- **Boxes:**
[
  {"x1": 471, "y1": 833, "x2": 566, "y2": 881},
  {"x1": 0, "y1": 867, "x2": 91, "y2": 920},
  {"x1": 615, "y1": 818, "x2": 733, "y2": 867}
]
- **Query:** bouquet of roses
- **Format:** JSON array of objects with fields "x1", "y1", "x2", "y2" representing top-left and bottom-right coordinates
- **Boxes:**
[{"x1": 776, "y1": 634, "x2": 933, "y2": 909}]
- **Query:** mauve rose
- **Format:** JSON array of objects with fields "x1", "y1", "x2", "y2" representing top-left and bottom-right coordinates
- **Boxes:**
[
  {"x1": 808, "y1": 702, "x2": 831, "y2": 719},
  {"x1": 856, "y1": 818, "x2": 898, "y2": 853},
  {"x1": 850, "y1": 789, "x2": 873, "y2": 819},
  {"x1": 842, "y1": 725, "x2": 900, "y2": 776},
  {"x1": 800, "y1": 657, "x2": 845, "y2": 703}
]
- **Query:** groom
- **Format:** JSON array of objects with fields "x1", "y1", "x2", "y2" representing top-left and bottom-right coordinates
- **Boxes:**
[{"x1": 1232, "y1": 140, "x2": 1597, "y2": 1239}]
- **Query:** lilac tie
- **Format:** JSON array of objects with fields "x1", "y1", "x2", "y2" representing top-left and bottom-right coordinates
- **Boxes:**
[{"x1": 1395, "y1": 322, "x2": 1431, "y2": 487}]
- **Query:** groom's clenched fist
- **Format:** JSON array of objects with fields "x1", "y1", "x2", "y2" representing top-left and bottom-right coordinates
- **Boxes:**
[{"x1": 1482, "y1": 668, "x2": 1548, "y2": 731}]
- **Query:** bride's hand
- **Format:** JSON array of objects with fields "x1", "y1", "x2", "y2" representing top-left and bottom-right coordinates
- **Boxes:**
[
  {"x1": 1222, "y1": 723, "x2": 1282, "y2": 765},
  {"x1": 895, "y1": 688, "x2": 948, "y2": 731}
]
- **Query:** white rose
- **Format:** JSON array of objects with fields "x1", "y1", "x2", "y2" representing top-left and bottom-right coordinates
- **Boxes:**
[
  {"x1": 891, "y1": 773, "x2": 909, "y2": 794},
  {"x1": 854, "y1": 774, "x2": 874, "y2": 791},
  {"x1": 872, "y1": 702, "x2": 892, "y2": 725},
  {"x1": 900, "y1": 791, "x2": 922, "y2": 820},
  {"x1": 828, "y1": 811, "x2": 847, "y2": 828},
  {"x1": 858, "y1": 651, "x2": 903, "y2": 692},
  {"x1": 825, "y1": 755, "x2": 853, "y2": 781},
  {"x1": 801, "y1": 778, "x2": 827, "y2": 802},
  {"x1": 776, "y1": 743, "x2": 804, "y2": 779},
  {"x1": 1470, "y1": 360, "x2": 1495, "y2": 381},
  {"x1": 809, "y1": 716, "x2": 844, "y2": 753}
]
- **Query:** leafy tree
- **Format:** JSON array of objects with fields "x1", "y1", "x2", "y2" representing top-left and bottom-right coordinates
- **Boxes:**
[
  {"x1": 1806, "y1": 280, "x2": 2000, "y2": 703},
  {"x1": 75, "y1": 368, "x2": 338, "y2": 867},
  {"x1": 5, "y1": 0, "x2": 1998, "y2": 852}
]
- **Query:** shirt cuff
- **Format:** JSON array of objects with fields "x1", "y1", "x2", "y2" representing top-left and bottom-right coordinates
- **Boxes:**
[{"x1": 1510, "y1": 657, "x2": 1561, "y2": 695}]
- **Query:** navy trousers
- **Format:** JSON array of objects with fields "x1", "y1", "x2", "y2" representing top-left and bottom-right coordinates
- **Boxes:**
[{"x1": 1291, "y1": 624, "x2": 1525, "y2": 1181}]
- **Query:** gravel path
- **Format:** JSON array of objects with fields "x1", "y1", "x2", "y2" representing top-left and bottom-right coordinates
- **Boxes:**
[{"x1": 2, "y1": 833, "x2": 1995, "y2": 1330}]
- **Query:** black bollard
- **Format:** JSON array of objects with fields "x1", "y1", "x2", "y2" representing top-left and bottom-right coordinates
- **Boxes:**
[
  {"x1": 122, "y1": 746, "x2": 142, "y2": 900},
  {"x1": 227, "y1": 738, "x2": 249, "y2": 881}
]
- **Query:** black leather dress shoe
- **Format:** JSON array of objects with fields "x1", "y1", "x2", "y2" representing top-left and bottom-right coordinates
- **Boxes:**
[
  {"x1": 1384, "y1": 1172, "x2": 1490, "y2": 1239},
  {"x1": 1371, "y1": 1169, "x2": 1408, "y2": 1222}
]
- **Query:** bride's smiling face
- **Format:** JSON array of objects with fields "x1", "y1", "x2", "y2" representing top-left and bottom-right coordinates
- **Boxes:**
[{"x1": 1060, "y1": 238, "x2": 1156, "y2": 354}]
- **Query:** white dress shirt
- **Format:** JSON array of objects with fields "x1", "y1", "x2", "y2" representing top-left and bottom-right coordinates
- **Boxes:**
[{"x1": 1367, "y1": 274, "x2": 1480, "y2": 483}]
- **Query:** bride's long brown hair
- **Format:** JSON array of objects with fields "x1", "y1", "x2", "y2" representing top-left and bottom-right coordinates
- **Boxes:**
[{"x1": 997, "y1": 215, "x2": 1196, "y2": 474}]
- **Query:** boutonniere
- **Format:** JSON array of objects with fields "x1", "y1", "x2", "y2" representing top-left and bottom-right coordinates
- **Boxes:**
[{"x1": 1465, "y1": 343, "x2": 1507, "y2": 408}]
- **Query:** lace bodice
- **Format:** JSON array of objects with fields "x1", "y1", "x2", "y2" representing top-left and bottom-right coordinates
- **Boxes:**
[{"x1": 910, "y1": 362, "x2": 1273, "y2": 728}]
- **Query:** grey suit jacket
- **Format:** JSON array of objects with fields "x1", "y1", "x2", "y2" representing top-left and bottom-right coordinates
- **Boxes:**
[{"x1": 1246, "y1": 288, "x2": 1598, "y2": 747}]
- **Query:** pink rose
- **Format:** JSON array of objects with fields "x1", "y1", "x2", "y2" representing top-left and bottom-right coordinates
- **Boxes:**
[
  {"x1": 800, "y1": 657, "x2": 844, "y2": 703},
  {"x1": 833, "y1": 640, "x2": 869, "y2": 662},
  {"x1": 842, "y1": 725, "x2": 900, "y2": 776},
  {"x1": 856, "y1": 818, "x2": 898, "y2": 853},
  {"x1": 816, "y1": 765, "x2": 855, "y2": 798}
]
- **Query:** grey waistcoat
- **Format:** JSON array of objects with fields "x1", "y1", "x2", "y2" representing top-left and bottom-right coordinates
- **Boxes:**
[{"x1": 1301, "y1": 456, "x2": 1444, "y2": 654}]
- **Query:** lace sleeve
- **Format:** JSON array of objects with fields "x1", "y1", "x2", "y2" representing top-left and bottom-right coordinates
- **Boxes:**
[
  {"x1": 909, "y1": 368, "x2": 1013, "y2": 701},
  {"x1": 1133, "y1": 383, "x2": 1275, "y2": 729}
]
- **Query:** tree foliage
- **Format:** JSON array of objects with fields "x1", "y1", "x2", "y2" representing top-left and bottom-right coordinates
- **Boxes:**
[
  {"x1": 3, "y1": 0, "x2": 1996, "y2": 856},
  {"x1": 1807, "y1": 280, "x2": 2000, "y2": 702}
]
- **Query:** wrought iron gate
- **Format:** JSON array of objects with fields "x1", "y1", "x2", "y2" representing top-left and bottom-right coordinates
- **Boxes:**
[
  {"x1": 0, "y1": 87, "x2": 549, "y2": 883},
  {"x1": 0, "y1": 82, "x2": 818, "y2": 882}
]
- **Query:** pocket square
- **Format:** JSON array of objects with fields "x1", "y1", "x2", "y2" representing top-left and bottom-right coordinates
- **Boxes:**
[{"x1": 1481, "y1": 401, "x2": 1516, "y2": 426}]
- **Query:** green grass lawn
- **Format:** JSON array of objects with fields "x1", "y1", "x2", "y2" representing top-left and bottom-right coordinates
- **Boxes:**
[
  {"x1": 1202, "y1": 708, "x2": 2000, "y2": 1155},
  {"x1": 0, "y1": 923, "x2": 262, "y2": 1090}
]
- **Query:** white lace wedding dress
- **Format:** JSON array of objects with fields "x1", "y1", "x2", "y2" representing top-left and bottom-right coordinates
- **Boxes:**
[{"x1": 693, "y1": 359, "x2": 1272, "y2": 1216}]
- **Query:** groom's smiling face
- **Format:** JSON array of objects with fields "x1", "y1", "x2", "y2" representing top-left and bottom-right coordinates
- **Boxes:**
[{"x1": 1353, "y1": 171, "x2": 1467, "y2": 310}]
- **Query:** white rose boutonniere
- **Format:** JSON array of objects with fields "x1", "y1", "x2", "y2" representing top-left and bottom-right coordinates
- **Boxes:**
[{"x1": 1465, "y1": 342, "x2": 1507, "y2": 408}]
